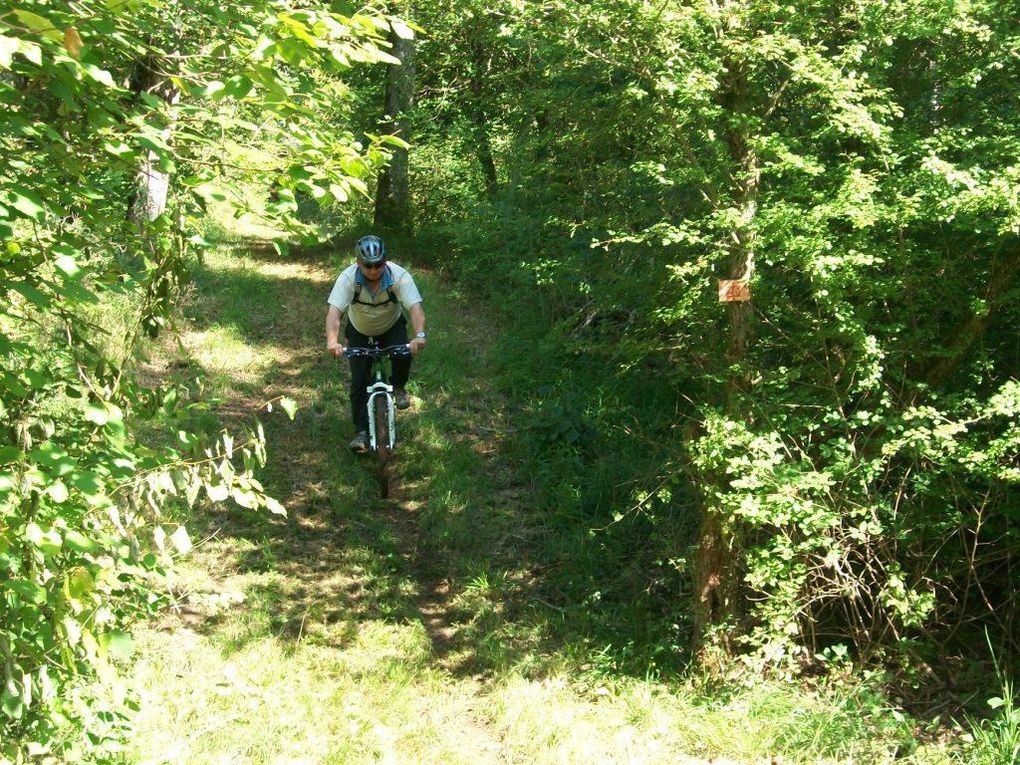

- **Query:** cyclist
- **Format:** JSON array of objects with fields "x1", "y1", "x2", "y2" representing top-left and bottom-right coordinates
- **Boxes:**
[{"x1": 325, "y1": 235, "x2": 427, "y2": 452}]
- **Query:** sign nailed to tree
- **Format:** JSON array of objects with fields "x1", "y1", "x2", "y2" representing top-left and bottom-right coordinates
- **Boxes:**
[{"x1": 718, "y1": 279, "x2": 751, "y2": 303}]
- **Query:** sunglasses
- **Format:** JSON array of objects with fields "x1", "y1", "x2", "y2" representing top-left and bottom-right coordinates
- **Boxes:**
[{"x1": 359, "y1": 261, "x2": 385, "y2": 270}]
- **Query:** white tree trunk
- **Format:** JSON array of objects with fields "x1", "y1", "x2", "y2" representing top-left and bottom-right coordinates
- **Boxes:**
[{"x1": 131, "y1": 152, "x2": 171, "y2": 224}]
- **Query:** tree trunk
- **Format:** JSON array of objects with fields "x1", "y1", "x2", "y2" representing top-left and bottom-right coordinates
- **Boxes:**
[
  {"x1": 470, "y1": 42, "x2": 498, "y2": 198},
  {"x1": 473, "y1": 118, "x2": 498, "y2": 199},
  {"x1": 374, "y1": 25, "x2": 416, "y2": 230},
  {"x1": 691, "y1": 42, "x2": 760, "y2": 656},
  {"x1": 131, "y1": 154, "x2": 171, "y2": 225},
  {"x1": 128, "y1": 53, "x2": 179, "y2": 225}
]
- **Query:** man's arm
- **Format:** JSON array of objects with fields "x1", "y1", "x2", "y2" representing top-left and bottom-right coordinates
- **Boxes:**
[
  {"x1": 408, "y1": 302, "x2": 426, "y2": 355},
  {"x1": 326, "y1": 305, "x2": 345, "y2": 357}
]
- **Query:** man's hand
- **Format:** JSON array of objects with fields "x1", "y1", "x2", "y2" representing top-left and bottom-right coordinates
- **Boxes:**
[
  {"x1": 409, "y1": 337, "x2": 426, "y2": 355},
  {"x1": 327, "y1": 340, "x2": 345, "y2": 358}
]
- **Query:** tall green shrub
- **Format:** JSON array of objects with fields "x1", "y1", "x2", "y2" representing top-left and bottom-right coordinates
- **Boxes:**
[
  {"x1": 409, "y1": 0, "x2": 1020, "y2": 667},
  {"x1": 0, "y1": 0, "x2": 407, "y2": 757}
]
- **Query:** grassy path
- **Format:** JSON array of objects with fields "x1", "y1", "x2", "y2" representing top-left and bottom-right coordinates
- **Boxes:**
[{"x1": 122, "y1": 244, "x2": 939, "y2": 765}]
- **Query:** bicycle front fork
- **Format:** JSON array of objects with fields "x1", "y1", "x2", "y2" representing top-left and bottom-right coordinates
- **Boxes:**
[{"x1": 366, "y1": 381, "x2": 397, "y2": 451}]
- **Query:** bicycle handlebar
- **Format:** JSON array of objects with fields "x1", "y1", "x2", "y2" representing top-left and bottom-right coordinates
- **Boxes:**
[{"x1": 343, "y1": 344, "x2": 411, "y2": 359}]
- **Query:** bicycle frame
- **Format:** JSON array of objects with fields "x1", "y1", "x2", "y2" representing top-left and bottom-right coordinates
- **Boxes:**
[
  {"x1": 343, "y1": 342, "x2": 410, "y2": 499},
  {"x1": 344, "y1": 342, "x2": 410, "y2": 453},
  {"x1": 366, "y1": 361, "x2": 396, "y2": 452}
]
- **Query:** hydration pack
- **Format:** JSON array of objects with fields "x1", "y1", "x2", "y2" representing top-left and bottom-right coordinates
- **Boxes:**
[{"x1": 352, "y1": 280, "x2": 398, "y2": 307}]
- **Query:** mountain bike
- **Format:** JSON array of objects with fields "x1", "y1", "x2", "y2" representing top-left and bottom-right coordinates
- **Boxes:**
[{"x1": 343, "y1": 342, "x2": 411, "y2": 498}]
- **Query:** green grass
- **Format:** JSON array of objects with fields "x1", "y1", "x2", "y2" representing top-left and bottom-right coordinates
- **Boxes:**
[
  {"x1": 965, "y1": 659, "x2": 1020, "y2": 765},
  {"x1": 120, "y1": 242, "x2": 975, "y2": 764}
]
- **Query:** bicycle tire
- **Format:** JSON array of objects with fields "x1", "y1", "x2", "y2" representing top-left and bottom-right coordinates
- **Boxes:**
[{"x1": 374, "y1": 394, "x2": 391, "y2": 498}]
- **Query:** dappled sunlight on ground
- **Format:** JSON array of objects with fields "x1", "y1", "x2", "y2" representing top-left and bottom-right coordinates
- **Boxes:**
[
  {"x1": 180, "y1": 327, "x2": 296, "y2": 385},
  {"x1": 124, "y1": 242, "x2": 805, "y2": 765},
  {"x1": 239, "y1": 258, "x2": 335, "y2": 282}
]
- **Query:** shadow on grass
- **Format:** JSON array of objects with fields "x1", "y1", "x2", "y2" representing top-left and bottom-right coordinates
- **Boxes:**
[
  {"x1": 160, "y1": 242, "x2": 694, "y2": 685},
  {"x1": 185, "y1": 260, "x2": 322, "y2": 343}
]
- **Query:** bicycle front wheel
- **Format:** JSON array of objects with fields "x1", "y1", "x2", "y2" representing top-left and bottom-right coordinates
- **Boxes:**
[{"x1": 374, "y1": 394, "x2": 391, "y2": 498}]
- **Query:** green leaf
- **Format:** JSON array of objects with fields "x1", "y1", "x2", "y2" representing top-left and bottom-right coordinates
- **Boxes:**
[
  {"x1": 8, "y1": 188, "x2": 47, "y2": 221},
  {"x1": 30, "y1": 443, "x2": 76, "y2": 476},
  {"x1": 280, "y1": 15, "x2": 320, "y2": 48},
  {"x1": 264, "y1": 496, "x2": 287, "y2": 515},
  {"x1": 276, "y1": 38, "x2": 307, "y2": 66},
  {"x1": 391, "y1": 19, "x2": 415, "y2": 40},
  {"x1": 185, "y1": 480, "x2": 200, "y2": 508},
  {"x1": 194, "y1": 80, "x2": 225, "y2": 98},
  {"x1": 0, "y1": 446, "x2": 23, "y2": 465},
  {"x1": 136, "y1": 131, "x2": 170, "y2": 153},
  {"x1": 67, "y1": 567, "x2": 94, "y2": 598},
  {"x1": 25, "y1": 522, "x2": 44, "y2": 546},
  {"x1": 13, "y1": 10, "x2": 62, "y2": 42},
  {"x1": 0, "y1": 372, "x2": 29, "y2": 398},
  {"x1": 2, "y1": 683, "x2": 24, "y2": 720},
  {"x1": 48, "y1": 480, "x2": 69, "y2": 503},
  {"x1": 9, "y1": 578, "x2": 47, "y2": 605},
  {"x1": 62, "y1": 617, "x2": 81, "y2": 646},
  {"x1": 54, "y1": 278, "x2": 99, "y2": 304},
  {"x1": 280, "y1": 397, "x2": 297, "y2": 420},
  {"x1": 54, "y1": 254, "x2": 80, "y2": 277},
  {"x1": 0, "y1": 36, "x2": 18, "y2": 69},
  {"x1": 251, "y1": 36, "x2": 276, "y2": 61},
  {"x1": 328, "y1": 45, "x2": 350, "y2": 68},
  {"x1": 26, "y1": 522, "x2": 62, "y2": 554},
  {"x1": 103, "y1": 0, "x2": 131, "y2": 13},
  {"x1": 85, "y1": 403, "x2": 109, "y2": 425},
  {"x1": 83, "y1": 63, "x2": 117, "y2": 89},
  {"x1": 231, "y1": 487, "x2": 258, "y2": 508},
  {"x1": 329, "y1": 183, "x2": 349, "y2": 203},
  {"x1": 64, "y1": 531, "x2": 96, "y2": 553},
  {"x1": 193, "y1": 183, "x2": 227, "y2": 203},
  {"x1": 18, "y1": 39, "x2": 42, "y2": 66},
  {"x1": 103, "y1": 140, "x2": 135, "y2": 157},
  {"x1": 99, "y1": 630, "x2": 133, "y2": 661},
  {"x1": 379, "y1": 134, "x2": 411, "y2": 150},
  {"x1": 169, "y1": 526, "x2": 192, "y2": 555},
  {"x1": 223, "y1": 75, "x2": 253, "y2": 99},
  {"x1": 9, "y1": 281, "x2": 51, "y2": 308},
  {"x1": 205, "y1": 483, "x2": 229, "y2": 502}
]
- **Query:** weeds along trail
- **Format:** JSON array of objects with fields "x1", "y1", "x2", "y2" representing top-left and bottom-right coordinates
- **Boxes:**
[
  {"x1": 126, "y1": 243, "x2": 515, "y2": 764},
  {"x1": 124, "y1": 243, "x2": 796, "y2": 765}
]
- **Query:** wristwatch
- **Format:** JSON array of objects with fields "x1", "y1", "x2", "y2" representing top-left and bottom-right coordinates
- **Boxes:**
[{"x1": 415, "y1": 330, "x2": 427, "y2": 339}]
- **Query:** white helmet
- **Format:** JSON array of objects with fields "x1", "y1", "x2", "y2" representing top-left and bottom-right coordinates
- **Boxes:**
[{"x1": 355, "y1": 235, "x2": 386, "y2": 264}]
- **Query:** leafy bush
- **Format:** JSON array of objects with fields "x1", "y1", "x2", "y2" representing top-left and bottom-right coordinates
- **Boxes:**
[
  {"x1": 408, "y1": 0, "x2": 1020, "y2": 674},
  {"x1": 0, "y1": 0, "x2": 406, "y2": 757}
]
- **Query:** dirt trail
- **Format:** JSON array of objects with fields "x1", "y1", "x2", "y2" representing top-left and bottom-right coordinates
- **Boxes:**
[
  {"x1": 249, "y1": 249, "x2": 485, "y2": 663},
  {"x1": 131, "y1": 243, "x2": 762, "y2": 765},
  {"x1": 150, "y1": 244, "x2": 510, "y2": 762}
]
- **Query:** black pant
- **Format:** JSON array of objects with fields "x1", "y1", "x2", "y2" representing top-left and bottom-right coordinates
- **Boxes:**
[{"x1": 345, "y1": 316, "x2": 411, "y2": 433}]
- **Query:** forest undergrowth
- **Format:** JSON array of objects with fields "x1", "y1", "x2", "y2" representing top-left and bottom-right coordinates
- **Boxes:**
[
  {"x1": 4, "y1": 2, "x2": 1016, "y2": 763},
  {"x1": 119, "y1": 237, "x2": 971, "y2": 765}
]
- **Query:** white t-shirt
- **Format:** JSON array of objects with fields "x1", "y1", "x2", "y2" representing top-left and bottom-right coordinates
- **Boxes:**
[{"x1": 326, "y1": 262, "x2": 423, "y2": 337}]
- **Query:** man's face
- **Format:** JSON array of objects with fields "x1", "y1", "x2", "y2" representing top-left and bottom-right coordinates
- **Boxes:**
[{"x1": 358, "y1": 259, "x2": 385, "y2": 278}]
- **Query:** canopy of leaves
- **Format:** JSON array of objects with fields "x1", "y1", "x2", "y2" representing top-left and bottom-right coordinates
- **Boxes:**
[
  {"x1": 408, "y1": 0, "x2": 1020, "y2": 670},
  {"x1": 0, "y1": 0, "x2": 403, "y2": 758}
]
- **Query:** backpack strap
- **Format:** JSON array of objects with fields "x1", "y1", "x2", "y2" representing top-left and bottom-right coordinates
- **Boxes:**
[{"x1": 353, "y1": 280, "x2": 398, "y2": 306}]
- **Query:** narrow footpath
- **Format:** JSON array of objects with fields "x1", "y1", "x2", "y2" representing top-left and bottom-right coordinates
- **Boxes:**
[{"x1": 124, "y1": 241, "x2": 759, "y2": 765}]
